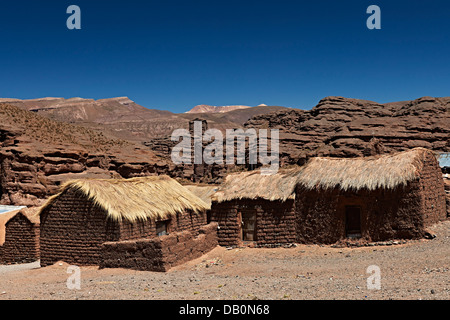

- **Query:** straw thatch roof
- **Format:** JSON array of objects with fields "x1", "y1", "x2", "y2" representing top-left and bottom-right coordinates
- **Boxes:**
[
  {"x1": 212, "y1": 148, "x2": 436, "y2": 203},
  {"x1": 183, "y1": 185, "x2": 219, "y2": 208},
  {"x1": 39, "y1": 176, "x2": 209, "y2": 222},
  {"x1": 212, "y1": 169, "x2": 300, "y2": 203},
  {"x1": 297, "y1": 147, "x2": 435, "y2": 191}
]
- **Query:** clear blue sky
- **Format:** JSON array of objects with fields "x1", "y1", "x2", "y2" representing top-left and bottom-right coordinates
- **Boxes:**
[{"x1": 1, "y1": 0, "x2": 449, "y2": 112}]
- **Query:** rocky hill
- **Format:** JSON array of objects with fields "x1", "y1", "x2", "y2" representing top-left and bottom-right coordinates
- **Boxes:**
[
  {"x1": 5, "y1": 97, "x2": 291, "y2": 141},
  {"x1": 0, "y1": 103, "x2": 176, "y2": 207},
  {"x1": 2, "y1": 95, "x2": 448, "y2": 206},
  {"x1": 244, "y1": 96, "x2": 450, "y2": 164}
]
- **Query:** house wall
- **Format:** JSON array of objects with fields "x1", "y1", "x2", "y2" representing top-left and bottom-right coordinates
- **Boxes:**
[
  {"x1": 100, "y1": 222, "x2": 218, "y2": 272},
  {"x1": 295, "y1": 153, "x2": 446, "y2": 244},
  {"x1": 418, "y1": 151, "x2": 447, "y2": 225},
  {"x1": 40, "y1": 188, "x2": 208, "y2": 267},
  {"x1": 295, "y1": 175, "x2": 446, "y2": 244},
  {"x1": 0, "y1": 213, "x2": 39, "y2": 264},
  {"x1": 210, "y1": 201, "x2": 240, "y2": 247},
  {"x1": 40, "y1": 189, "x2": 121, "y2": 267},
  {"x1": 210, "y1": 199, "x2": 296, "y2": 247}
]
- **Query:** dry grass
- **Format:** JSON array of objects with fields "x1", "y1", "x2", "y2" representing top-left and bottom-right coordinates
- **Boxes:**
[
  {"x1": 212, "y1": 148, "x2": 437, "y2": 202},
  {"x1": 212, "y1": 168, "x2": 300, "y2": 203},
  {"x1": 297, "y1": 147, "x2": 434, "y2": 191},
  {"x1": 39, "y1": 176, "x2": 209, "y2": 222}
]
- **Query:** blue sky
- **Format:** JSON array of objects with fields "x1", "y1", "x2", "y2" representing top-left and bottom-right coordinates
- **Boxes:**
[{"x1": 1, "y1": 0, "x2": 449, "y2": 112}]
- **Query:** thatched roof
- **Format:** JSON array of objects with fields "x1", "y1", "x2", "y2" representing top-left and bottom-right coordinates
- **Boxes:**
[
  {"x1": 39, "y1": 176, "x2": 209, "y2": 222},
  {"x1": 212, "y1": 169, "x2": 300, "y2": 203},
  {"x1": 297, "y1": 147, "x2": 435, "y2": 191},
  {"x1": 212, "y1": 148, "x2": 436, "y2": 203},
  {"x1": 183, "y1": 185, "x2": 219, "y2": 208}
]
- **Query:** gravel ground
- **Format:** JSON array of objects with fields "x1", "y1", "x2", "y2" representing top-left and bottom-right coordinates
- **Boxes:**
[{"x1": 0, "y1": 221, "x2": 448, "y2": 300}]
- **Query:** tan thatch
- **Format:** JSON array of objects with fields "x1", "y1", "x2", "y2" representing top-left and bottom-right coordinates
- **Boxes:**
[
  {"x1": 39, "y1": 176, "x2": 209, "y2": 222},
  {"x1": 212, "y1": 169, "x2": 300, "y2": 203},
  {"x1": 183, "y1": 185, "x2": 219, "y2": 208},
  {"x1": 297, "y1": 147, "x2": 434, "y2": 191},
  {"x1": 212, "y1": 148, "x2": 436, "y2": 203}
]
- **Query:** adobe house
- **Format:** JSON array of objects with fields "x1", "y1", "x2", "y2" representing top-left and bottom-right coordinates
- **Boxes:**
[
  {"x1": 295, "y1": 148, "x2": 447, "y2": 244},
  {"x1": 0, "y1": 208, "x2": 40, "y2": 264},
  {"x1": 210, "y1": 169, "x2": 298, "y2": 247},
  {"x1": 39, "y1": 175, "x2": 214, "y2": 269}
]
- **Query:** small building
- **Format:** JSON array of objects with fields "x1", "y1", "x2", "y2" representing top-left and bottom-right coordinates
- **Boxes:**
[
  {"x1": 295, "y1": 148, "x2": 447, "y2": 244},
  {"x1": 0, "y1": 208, "x2": 40, "y2": 264},
  {"x1": 39, "y1": 176, "x2": 213, "y2": 268},
  {"x1": 210, "y1": 170, "x2": 298, "y2": 247}
]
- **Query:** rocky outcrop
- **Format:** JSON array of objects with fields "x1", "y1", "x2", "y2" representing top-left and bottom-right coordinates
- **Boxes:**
[
  {"x1": 0, "y1": 103, "x2": 175, "y2": 206},
  {"x1": 245, "y1": 96, "x2": 450, "y2": 164}
]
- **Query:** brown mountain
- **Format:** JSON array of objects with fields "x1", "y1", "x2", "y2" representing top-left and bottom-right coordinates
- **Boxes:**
[{"x1": 6, "y1": 97, "x2": 291, "y2": 141}]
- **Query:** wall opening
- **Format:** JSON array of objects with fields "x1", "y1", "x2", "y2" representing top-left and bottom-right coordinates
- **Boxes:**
[
  {"x1": 345, "y1": 206, "x2": 362, "y2": 238},
  {"x1": 156, "y1": 220, "x2": 169, "y2": 236},
  {"x1": 240, "y1": 210, "x2": 257, "y2": 242}
]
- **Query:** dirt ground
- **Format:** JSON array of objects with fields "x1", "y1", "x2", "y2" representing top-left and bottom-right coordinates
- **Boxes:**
[{"x1": 0, "y1": 221, "x2": 449, "y2": 300}]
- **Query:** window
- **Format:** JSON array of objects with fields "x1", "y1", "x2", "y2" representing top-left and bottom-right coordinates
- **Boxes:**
[{"x1": 156, "y1": 220, "x2": 169, "y2": 236}]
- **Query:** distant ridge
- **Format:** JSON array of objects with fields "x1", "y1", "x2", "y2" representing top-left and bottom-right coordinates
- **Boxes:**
[{"x1": 186, "y1": 104, "x2": 251, "y2": 114}]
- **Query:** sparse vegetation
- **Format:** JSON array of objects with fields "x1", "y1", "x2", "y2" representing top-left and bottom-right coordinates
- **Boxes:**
[{"x1": 0, "y1": 103, "x2": 130, "y2": 152}]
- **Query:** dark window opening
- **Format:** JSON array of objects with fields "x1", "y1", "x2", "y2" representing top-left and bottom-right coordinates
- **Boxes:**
[
  {"x1": 156, "y1": 220, "x2": 169, "y2": 236},
  {"x1": 345, "y1": 206, "x2": 362, "y2": 239}
]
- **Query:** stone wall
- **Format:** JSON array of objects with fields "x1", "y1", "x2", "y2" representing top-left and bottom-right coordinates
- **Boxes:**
[{"x1": 100, "y1": 223, "x2": 218, "y2": 272}]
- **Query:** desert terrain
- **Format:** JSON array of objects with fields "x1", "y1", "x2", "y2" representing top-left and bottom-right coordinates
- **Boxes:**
[{"x1": 0, "y1": 220, "x2": 448, "y2": 300}]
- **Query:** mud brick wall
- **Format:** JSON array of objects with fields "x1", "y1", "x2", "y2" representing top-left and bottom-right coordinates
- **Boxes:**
[
  {"x1": 210, "y1": 199, "x2": 296, "y2": 247},
  {"x1": 210, "y1": 201, "x2": 240, "y2": 247},
  {"x1": 295, "y1": 178, "x2": 444, "y2": 244},
  {"x1": 0, "y1": 212, "x2": 39, "y2": 264},
  {"x1": 254, "y1": 199, "x2": 296, "y2": 246},
  {"x1": 118, "y1": 210, "x2": 207, "y2": 241},
  {"x1": 40, "y1": 189, "x2": 122, "y2": 267},
  {"x1": 174, "y1": 210, "x2": 207, "y2": 235},
  {"x1": 418, "y1": 152, "x2": 447, "y2": 225},
  {"x1": 100, "y1": 222, "x2": 218, "y2": 272}
]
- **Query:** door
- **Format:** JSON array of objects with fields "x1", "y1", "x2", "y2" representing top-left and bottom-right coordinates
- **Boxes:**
[
  {"x1": 345, "y1": 206, "x2": 362, "y2": 238},
  {"x1": 241, "y1": 210, "x2": 257, "y2": 242}
]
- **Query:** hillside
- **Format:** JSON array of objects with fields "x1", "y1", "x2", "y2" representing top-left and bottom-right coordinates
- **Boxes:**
[
  {"x1": 6, "y1": 97, "x2": 291, "y2": 141},
  {"x1": 0, "y1": 103, "x2": 170, "y2": 207}
]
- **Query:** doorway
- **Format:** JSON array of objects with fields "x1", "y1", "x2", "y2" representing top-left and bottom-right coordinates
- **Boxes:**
[
  {"x1": 345, "y1": 206, "x2": 362, "y2": 238},
  {"x1": 240, "y1": 210, "x2": 257, "y2": 242}
]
